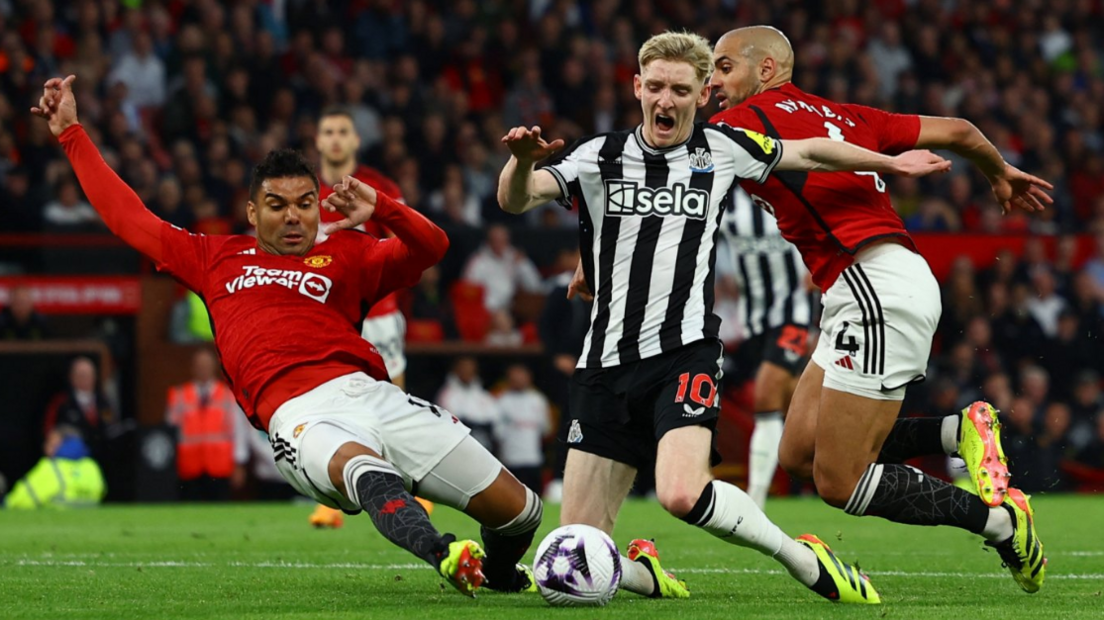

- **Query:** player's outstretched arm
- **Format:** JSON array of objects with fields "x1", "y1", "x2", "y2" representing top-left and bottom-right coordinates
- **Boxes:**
[
  {"x1": 778, "y1": 137, "x2": 952, "y2": 177},
  {"x1": 498, "y1": 125, "x2": 565, "y2": 214},
  {"x1": 31, "y1": 75, "x2": 165, "y2": 262},
  {"x1": 916, "y1": 117, "x2": 1053, "y2": 214},
  {"x1": 324, "y1": 175, "x2": 449, "y2": 271}
]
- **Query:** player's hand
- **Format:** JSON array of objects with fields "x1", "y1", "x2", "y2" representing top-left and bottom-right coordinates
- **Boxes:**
[
  {"x1": 30, "y1": 75, "x2": 80, "y2": 137},
  {"x1": 502, "y1": 125, "x2": 565, "y2": 163},
  {"x1": 989, "y1": 164, "x2": 1053, "y2": 215},
  {"x1": 890, "y1": 150, "x2": 952, "y2": 177},
  {"x1": 566, "y1": 260, "x2": 592, "y2": 302},
  {"x1": 322, "y1": 175, "x2": 377, "y2": 234}
]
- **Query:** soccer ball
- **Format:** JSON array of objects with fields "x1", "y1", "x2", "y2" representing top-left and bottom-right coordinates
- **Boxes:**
[{"x1": 532, "y1": 524, "x2": 622, "y2": 606}]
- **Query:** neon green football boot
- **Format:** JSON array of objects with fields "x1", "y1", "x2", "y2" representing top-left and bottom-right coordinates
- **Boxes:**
[
  {"x1": 797, "y1": 534, "x2": 881, "y2": 604},
  {"x1": 627, "y1": 539, "x2": 690, "y2": 598}
]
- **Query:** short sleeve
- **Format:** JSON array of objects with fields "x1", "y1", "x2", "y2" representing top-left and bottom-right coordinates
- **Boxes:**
[
  {"x1": 155, "y1": 222, "x2": 212, "y2": 293},
  {"x1": 538, "y1": 139, "x2": 589, "y2": 210},
  {"x1": 711, "y1": 124, "x2": 785, "y2": 184},
  {"x1": 842, "y1": 104, "x2": 921, "y2": 155}
]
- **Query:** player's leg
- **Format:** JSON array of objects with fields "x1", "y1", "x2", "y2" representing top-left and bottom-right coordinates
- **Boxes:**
[
  {"x1": 748, "y1": 324, "x2": 807, "y2": 506},
  {"x1": 560, "y1": 368, "x2": 670, "y2": 598},
  {"x1": 655, "y1": 424, "x2": 877, "y2": 603},
  {"x1": 777, "y1": 356, "x2": 822, "y2": 481},
  {"x1": 415, "y1": 434, "x2": 543, "y2": 593},
  {"x1": 810, "y1": 251, "x2": 1032, "y2": 582}
]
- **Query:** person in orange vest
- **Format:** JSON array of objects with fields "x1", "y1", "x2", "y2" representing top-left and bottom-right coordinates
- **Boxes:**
[{"x1": 166, "y1": 348, "x2": 240, "y2": 501}]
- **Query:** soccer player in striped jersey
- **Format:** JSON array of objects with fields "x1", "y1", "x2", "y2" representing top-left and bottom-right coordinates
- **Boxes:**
[
  {"x1": 710, "y1": 26, "x2": 1051, "y2": 593},
  {"x1": 499, "y1": 31, "x2": 951, "y2": 604},
  {"x1": 718, "y1": 187, "x2": 815, "y2": 508}
]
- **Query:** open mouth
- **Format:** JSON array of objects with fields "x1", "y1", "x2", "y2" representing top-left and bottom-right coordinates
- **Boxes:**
[
  {"x1": 283, "y1": 232, "x2": 304, "y2": 243},
  {"x1": 656, "y1": 114, "x2": 675, "y2": 131}
]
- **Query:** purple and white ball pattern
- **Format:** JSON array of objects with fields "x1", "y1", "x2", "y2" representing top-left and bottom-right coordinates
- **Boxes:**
[{"x1": 533, "y1": 524, "x2": 622, "y2": 606}]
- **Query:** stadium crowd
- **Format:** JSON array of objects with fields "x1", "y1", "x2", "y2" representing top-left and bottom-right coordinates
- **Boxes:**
[{"x1": 1, "y1": 0, "x2": 1103, "y2": 493}]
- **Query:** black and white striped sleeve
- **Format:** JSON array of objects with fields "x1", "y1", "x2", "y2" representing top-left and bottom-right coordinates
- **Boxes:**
[
  {"x1": 538, "y1": 138, "x2": 592, "y2": 210},
  {"x1": 710, "y1": 124, "x2": 784, "y2": 184}
]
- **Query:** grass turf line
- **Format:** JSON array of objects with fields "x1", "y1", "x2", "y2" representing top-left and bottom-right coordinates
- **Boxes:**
[{"x1": 1, "y1": 495, "x2": 1100, "y2": 619}]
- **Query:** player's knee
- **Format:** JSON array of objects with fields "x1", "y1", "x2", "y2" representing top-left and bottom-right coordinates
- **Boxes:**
[
  {"x1": 488, "y1": 485, "x2": 543, "y2": 536},
  {"x1": 656, "y1": 482, "x2": 705, "y2": 519},
  {"x1": 812, "y1": 461, "x2": 859, "y2": 509}
]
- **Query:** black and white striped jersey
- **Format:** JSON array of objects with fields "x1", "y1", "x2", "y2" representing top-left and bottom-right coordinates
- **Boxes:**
[
  {"x1": 718, "y1": 187, "x2": 815, "y2": 337},
  {"x1": 542, "y1": 123, "x2": 783, "y2": 368}
]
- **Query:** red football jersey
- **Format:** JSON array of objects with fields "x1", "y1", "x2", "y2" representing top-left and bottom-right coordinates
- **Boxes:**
[
  {"x1": 711, "y1": 83, "x2": 921, "y2": 289},
  {"x1": 319, "y1": 164, "x2": 404, "y2": 317},
  {"x1": 157, "y1": 226, "x2": 428, "y2": 429}
]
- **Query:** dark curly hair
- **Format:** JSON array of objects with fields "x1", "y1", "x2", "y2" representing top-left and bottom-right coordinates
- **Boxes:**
[{"x1": 248, "y1": 149, "x2": 318, "y2": 200}]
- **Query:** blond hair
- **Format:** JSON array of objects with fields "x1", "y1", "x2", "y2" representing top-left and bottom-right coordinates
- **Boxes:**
[{"x1": 638, "y1": 31, "x2": 713, "y2": 84}]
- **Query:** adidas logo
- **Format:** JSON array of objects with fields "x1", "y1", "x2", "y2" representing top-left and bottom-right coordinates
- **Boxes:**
[{"x1": 834, "y1": 356, "x2": 855, "y2": 371}]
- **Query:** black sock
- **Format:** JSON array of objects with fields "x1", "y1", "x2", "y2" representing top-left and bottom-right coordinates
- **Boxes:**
[
  {"x1": 481, "y1": 490, "x2": 542, "y2": 592},
  {"x1": 844, "y1": 463, "x2": 989, "y2": 534},
  {"x1": 878, "y1": 417, "x2": 948, "y2": 463},
  {"x1": 480, "y1": 526, "x2": 537, "y2": 590},
  {"x1": 355, "y1": 470, "x2": 448, "y2": 566}
]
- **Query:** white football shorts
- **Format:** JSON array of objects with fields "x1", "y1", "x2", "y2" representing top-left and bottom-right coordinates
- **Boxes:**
[
  {"x1": 361, "y1": 311, "x2": 407, "y2": 379},
  {"x1": 268, "y1": 372, "x2": 472, "y2": 511},
  {"x1": 811, "y1": 242, "x2": 941, "y2": 401}
]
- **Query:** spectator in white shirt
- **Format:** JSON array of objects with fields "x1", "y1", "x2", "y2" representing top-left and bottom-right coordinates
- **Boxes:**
[
  {"x1": 43, "y1": 179, "x2": 100, "y2": 228},
  {"x1": 1027, "y1": 267, "x2": 1068, "y2": 338},
  {"x1": 437, "y1": 357, "x2": 499, "y2": 453},
  {"x1": 108, "y1": 31, "x2": 166, "y2": 109},
  {"x1": 461, "y1": 225, "x2": 544, "y2": 312},
  {"x1": 494, "y1": 365, "x2": 551, "y2": 494}
]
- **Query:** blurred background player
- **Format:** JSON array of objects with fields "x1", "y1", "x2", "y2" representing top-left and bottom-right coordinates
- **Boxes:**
[
  {"x1": 710, "y1": 25, "x2": 1052, "y2": 592},
  {"x1": 310, "y1": 107, "x2": 430, "y2": 527},
  {"x1": 718, "y1": 187, "x2": 815, "y2": 508}
]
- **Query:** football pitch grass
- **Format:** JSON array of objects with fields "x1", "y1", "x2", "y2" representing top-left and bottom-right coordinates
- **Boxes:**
[{"x1": 2, "y1": 495, "x2": 1101, "y2": 619}]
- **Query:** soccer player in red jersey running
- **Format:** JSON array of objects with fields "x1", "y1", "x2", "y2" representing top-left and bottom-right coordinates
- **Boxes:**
[
  {"x1": 710, "y1": 26, "x2": 1050, "y2": 592},
  {"x1": 308, "y1": 107, "x2": 424, "y2": 529},
  {"x1": 32, "y1": 75, "x2": 542, "y2": 597}
]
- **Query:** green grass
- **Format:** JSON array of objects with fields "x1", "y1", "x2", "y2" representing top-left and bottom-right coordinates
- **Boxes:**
[{"x1": 1, "y1": 495, "x2": 1100, "y2": 619}]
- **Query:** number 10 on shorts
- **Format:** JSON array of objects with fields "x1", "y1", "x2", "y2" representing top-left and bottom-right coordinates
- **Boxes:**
[{"x1": 675, "y1": 373, "x2": 718, "y2": 408}]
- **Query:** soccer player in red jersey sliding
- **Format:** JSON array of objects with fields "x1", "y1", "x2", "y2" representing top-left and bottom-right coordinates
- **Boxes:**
[
  {"x1": 710, "y1": 26, "x2": 1051, "y2": 592},
  {"x1": 32, "y1": 75, "x2": 541, "y2": 597},
  {"x1": 307, "y1": 107, "x2": 427, "y2": 529}
]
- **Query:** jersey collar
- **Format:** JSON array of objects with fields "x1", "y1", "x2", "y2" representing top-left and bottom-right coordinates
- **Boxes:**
[{"x1": 634, "y1": 124, "x2": 695, "y2": 155}]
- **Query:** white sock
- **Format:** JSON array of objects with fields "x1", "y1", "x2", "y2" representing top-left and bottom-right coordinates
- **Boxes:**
[
  {"x1": 941, "y1": 414, "x2": 960, "y2": 455},
  {"x1": 619, "y1": 554, "x2": 656, "y2": 596},
  {"x1": 748, "y1": 412, "x2": 784, "y2": 508},
  {"x1": 982, "y1": 506, "x2": 1014, "y2": 542},
  {"x1": 687, "y1": 481, "x2": 819, "y2": 586}
]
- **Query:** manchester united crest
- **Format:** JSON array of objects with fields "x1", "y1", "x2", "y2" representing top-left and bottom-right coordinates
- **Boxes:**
[
  {"x1": 303, "y1": 255, "x2": 333, "y2": 268},
  {"x1": 293, "y1": 423, "x2": 307, "y2": 438}
]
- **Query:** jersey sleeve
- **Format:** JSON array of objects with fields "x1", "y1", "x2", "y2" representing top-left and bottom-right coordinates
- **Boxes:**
[
  {"x1": 710, "y1": 124, "x2": 785, "y2": 184},
  {"x1": 156, "y1": 224, "x2": 213, "y2": 293},
  {"x1": 537, "y1": 139, "x2": 590, "y2": 210},
  {"x1": 841, "y1": 104, "x2": 922, "y2": 154}
]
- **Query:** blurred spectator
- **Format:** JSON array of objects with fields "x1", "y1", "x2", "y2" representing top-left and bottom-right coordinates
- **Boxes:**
[
  {"x1": 437, "y1": 356, "x2": 499, "y2": 453},
  {"x1": 42, "y1": 178, "x2": 100, "y2": 229},
  {"x1": 461, "y1": 225, "x2": 543, "y2": 312},
  {"x1": 1040, "y1": 310, "x2": 1095, "y2": 400},
  {"x1": 3, "y1": 426, "x2": 106, "y2": 510},
  {"x1": 1019, "y1": 365, "x2": 1052, "y2": 411},
  {"x1": 904, "y1": 197, "x2": 960, "y2": 232},
  {"x1": 485, "y1": 309, "x2": 523, "y2": 347},
  {"x1": 1, "y1": 167, "x2": 39, "y2": 231},
  {"x1": 165, "y1": 349, "x2": 240, "y2": 502},
  {"x1": 1026, "y1": 267, "x2": 1068, "y2": 338},
  {"x1": 1034, "y1": 402, "x2": 1071, "y2": 491},
  {"x1": 494, "y1": 364, "x2": 551, "y2": 494},
  {"x1": 107, "y1": 30, "x2": 165, "y2": 109},
  {"x1": 42, "y1": 357, "x2": 114, "y2": 459},
  {"x1": 1072, "y1": 413, "x2": 1104, "y2": 470},
  {"x1": 0, "y1": 284, "x2": 49, "y2": 340}
]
